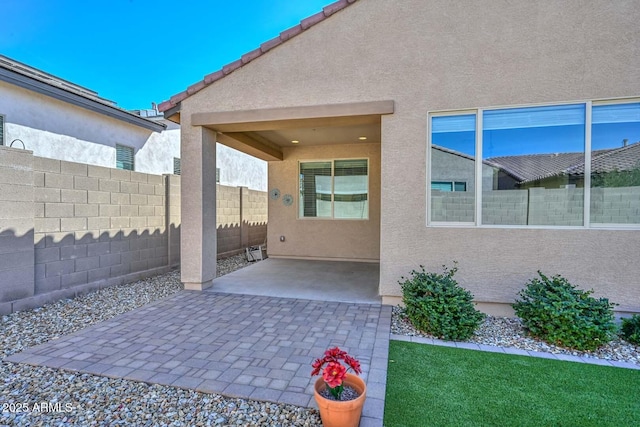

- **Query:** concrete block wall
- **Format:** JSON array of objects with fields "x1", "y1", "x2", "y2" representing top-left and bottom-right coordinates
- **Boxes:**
[
  {"x1": 591, "y1": 187, "x2": 640, "y2": 224},
  {"x1": 167, "y1": 174, "x2": 181, "y2": 267},
  {"x1": 433, "y1": 187, "x2": 632, "y2": 226},
  {"x1": 0, "y1": 147, "x2": 35, "y2": 314},
  {"x1": 431, "y1": 192, "x2": 475, "y2": 222},
  {"x1": 528, "y1": 187, "x2": 584, "y2": 226},
  {"x1": 482, "y1": 190, "x2": 528, "y2": 225},
  {"x1": 0, "y1": 147, "x2": 268, "y2": 314},
  {"x1": 245, "y1": 188, "x2": 268, "y2": 247},
  {"x1": 31, "y1": 157, "x2": 169, "y2": 304},
  {"x1": 216, "y1": 184, "x2": 242, "y2": 255},
  {"x1": 215, "y1": 185, "x2": 268, "y2": 257}
]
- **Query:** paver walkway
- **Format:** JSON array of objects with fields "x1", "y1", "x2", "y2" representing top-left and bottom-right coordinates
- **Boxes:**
[{"x1": 7, "y1": 291, "x2": 392, "y2": 427}]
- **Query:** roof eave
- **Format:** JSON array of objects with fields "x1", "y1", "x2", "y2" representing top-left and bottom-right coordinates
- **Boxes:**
[
  {"x1": 162, "y1": 102, "x2": 181, "y2": 124},
  {"x1": 0, "y1": 68, "x2": 166, "y2": 133}
]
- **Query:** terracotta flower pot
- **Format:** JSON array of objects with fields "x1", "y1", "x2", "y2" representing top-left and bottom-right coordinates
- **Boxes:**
[{"x1": 313, "y1": 373, "x2": 367, "y2": 427}]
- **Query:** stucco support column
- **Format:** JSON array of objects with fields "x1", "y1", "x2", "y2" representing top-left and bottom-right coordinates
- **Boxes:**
[{"x1": 181, "y1": 126, "x2": 217, "y2": 290}]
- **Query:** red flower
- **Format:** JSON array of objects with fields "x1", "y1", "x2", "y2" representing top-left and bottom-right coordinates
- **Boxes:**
[
  {"x1": 344, "y1": 355, "x2": 362, "y2": 375},
  {"x1": 311, "y1": 347, "x2": 362, "y2": 399},
  {"x1": 322, "y1": 362, "x2": 347, "y2": 388},
  {"x1": 311, "y1": 358, "x2": 323, "y2": 376}
]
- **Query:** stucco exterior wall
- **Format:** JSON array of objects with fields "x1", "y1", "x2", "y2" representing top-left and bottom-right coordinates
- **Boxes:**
[
  {"x1": 0, "y1": 81, "x2": 267, "y2": 190},
  {"x1": 0, "y1": 80, "x2": 151, "y2": 168},
  {"x1": 180, "y1": 0, "x2": 640, "y2": 313},
  {"x1": 266, "y1": 143, "x2": 380, "y2": 261}
]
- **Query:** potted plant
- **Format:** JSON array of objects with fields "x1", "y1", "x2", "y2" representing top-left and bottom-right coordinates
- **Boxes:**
[{"x1": 311, "y1": 347, "x2": 366, "y2": 427}]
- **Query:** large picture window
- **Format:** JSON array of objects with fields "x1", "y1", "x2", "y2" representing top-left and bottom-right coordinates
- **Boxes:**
[
  {"x1": 428, "y1": 99, "x2": 640, "y2": 228},
  {"x1": 430, "y1": 114, "x2": 476, "y2": 223},
  {"x1": 299, "y1": 159, "x2": 368, "y2": 219},
  {"x1": 590, "y1": 103, "x2": 640, "y2": 225}
]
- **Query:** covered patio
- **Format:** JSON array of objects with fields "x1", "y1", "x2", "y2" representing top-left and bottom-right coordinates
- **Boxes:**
[
  {"x1": 175, "y1": 100, "x2": 392, "y2": 295},
  {"x1": 211, "y1": 258, "x2": 380, "y2": 304}
]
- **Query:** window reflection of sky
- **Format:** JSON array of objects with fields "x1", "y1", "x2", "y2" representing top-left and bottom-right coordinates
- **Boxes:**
[{"x1": 431, "y1": 102, "x2": 640, "y2": 158}]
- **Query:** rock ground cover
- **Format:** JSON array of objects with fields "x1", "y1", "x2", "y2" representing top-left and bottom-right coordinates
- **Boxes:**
[
  {"x1": 3, "y1": 255, "x2": 638, "y2": 426},
  {"x1": 391, "y1": 306, "x2": 640, "y2": 365},
  {"x1": 1, "y1": 255, "x2": 322, "y2": 426}
]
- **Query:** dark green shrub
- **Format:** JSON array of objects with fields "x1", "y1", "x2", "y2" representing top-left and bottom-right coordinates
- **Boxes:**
[
  {"x1": 513, "y1": 272, "x2": 617, "y2": 351},
  {"x1": 621, "y1": 315, "x2": 640, "y2": 345},
  {"x1": 399, "y1": 263, "x2": 485, "y2": 341}
]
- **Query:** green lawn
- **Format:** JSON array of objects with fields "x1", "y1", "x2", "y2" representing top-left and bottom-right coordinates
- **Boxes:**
[{"x1": 384, "y1": 341, "x2": 640, "y2": 427}]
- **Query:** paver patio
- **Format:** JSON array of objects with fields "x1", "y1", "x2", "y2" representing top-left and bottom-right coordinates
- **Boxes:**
[{"x1": 7, "y1": 289, "x2": 392, "y2": 427}]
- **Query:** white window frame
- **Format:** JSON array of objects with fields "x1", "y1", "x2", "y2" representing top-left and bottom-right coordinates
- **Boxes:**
[
  {"x1": 427, "y1": 97, "x2": 640, "y2": 230},
  {"x1": 426, "y1": 109, "x2": 477, "y2": 227},
  {"x1": 298, "y1": 158, "x2": 370, "y2": 220}
]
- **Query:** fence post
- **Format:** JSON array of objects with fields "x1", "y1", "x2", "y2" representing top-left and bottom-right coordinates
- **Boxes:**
[
  {"x1": 0, "y1": 146, "x2": 35, "y2": 313},
  {"x1": 240, "y1": 186, "x2": 249, "y2": 250}
]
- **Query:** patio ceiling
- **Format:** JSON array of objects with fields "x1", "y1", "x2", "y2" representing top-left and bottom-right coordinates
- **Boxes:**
[{"x1": 191, "y1": 100, "x2": 393, "y2": 161}]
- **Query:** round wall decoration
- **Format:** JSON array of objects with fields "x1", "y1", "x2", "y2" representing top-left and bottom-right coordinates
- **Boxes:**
[
  {"x1": 269, "y1": 188, "x2": 281, "y2": 200},
  {"x1": 282, "y1": 194, "x2": 294, "y2": 206}
]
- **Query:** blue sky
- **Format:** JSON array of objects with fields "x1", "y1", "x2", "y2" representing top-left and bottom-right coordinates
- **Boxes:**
[{"x1": 1, "y1": 0, "x2": 332, "y2": 110}]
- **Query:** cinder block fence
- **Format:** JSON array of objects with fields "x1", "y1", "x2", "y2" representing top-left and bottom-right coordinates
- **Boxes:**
[{"x1": 0, "y1": 146, "x2": 266, "y2": 314}]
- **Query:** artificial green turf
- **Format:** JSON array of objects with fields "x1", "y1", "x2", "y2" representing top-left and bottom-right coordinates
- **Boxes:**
[{"x1": 384, "y1": 341, "x2": 640, "y2": 427}]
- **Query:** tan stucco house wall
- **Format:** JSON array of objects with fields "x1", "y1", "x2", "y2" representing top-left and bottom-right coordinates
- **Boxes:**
[
  {"x1": 268, "y1": 143, "x2": 380, "y2": 261},
  {"x1": 162, "y1": 0, "x2": 640, "y2": 314}
]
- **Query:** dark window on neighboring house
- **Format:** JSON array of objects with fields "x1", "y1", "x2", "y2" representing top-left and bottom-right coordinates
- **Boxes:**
[
  {"x1": 432, "y1": 181, "x2": 467, "y2": 192},
  {"x1": 0, "y1": 115, "x2": 4, "y2": 146},
  {"x1": 216, "y1": 167, "x2": 220, "y2": 183},
  {"x1": 116, "y1": 144, "x2": 134, "y2": 171},
  {"x1": 173, "y1": 157, "x2": 181, "y2": 175}
]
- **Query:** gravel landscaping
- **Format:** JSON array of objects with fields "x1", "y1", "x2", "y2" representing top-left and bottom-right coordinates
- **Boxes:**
[
  {"x1": 391, "y1": 306, "x2": 640, "y2": 366},
  {"x1": 3, "y1": 254, "x2": 638, "y2": 426},
  {"x1": 1, "y1": 255, "x2": 322, "y2": 426}
]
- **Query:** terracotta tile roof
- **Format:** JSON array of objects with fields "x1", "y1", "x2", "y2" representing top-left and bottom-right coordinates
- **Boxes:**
[
  {"x1": 568, "y1": 141, "x2": 640, "y2": 175},
  {"x1": 158, "y1": 0, "x2": 359, "y2": 113},
  {"x1": 485, "y1": 152, "x2": 588, "y2": 183},
  {"x1": 485, "y1": 142, "x2": 640, "y2": 183}
]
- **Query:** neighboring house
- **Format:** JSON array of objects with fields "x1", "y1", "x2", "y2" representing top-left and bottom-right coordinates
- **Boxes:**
[
  {"x1": 0, "y1": 55, "x2": 266, "y2": 191},
  {"x1": 485, "y1": 141, "x2": 640, "y2": 190},
  {"x1": 158, "y1": 0, "x2": 640, "y2": 315}
]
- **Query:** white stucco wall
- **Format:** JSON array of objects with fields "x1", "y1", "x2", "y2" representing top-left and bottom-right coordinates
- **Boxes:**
[
  {"x1": 0, "y1": 80, "x2": 152, "y2": 168},
  {"x1": 0, "y1": 80, "x2": 267, "y2": 190}
]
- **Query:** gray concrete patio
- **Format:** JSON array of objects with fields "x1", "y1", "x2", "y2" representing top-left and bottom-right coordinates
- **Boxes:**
[
  {"x1": 211, "y1": 258, "x2": 381, "y2": 304},
  {"x1": 7, "y1": 261, "x2": 391, "y2": 426}
]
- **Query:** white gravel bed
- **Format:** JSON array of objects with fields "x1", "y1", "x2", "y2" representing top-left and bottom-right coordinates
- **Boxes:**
[
  {"x1": 1, "y1": 255, "x2": 322, "y2": 426},
  {"x1": 391, "y1": 306, "x2": 640, "y2": 365}
]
